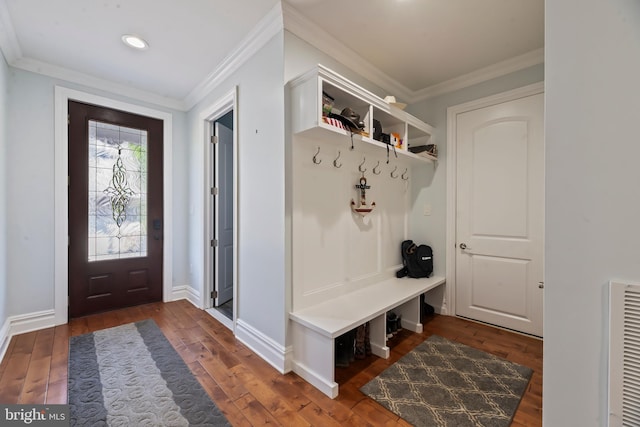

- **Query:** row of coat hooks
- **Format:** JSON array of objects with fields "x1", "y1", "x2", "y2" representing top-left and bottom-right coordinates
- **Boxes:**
[{"x1": 312, "y1": 147, "x2": 408, "y2": 180}]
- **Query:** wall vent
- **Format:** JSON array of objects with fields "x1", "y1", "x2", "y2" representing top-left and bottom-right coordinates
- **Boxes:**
[{"x1": 610, "y1": 281, "x2": 640, "y2": 426}]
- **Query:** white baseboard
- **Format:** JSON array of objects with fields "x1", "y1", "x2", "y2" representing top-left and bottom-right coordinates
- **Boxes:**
[
  {"x1": 0, "y1": 318, "x2": 10, "y2": 364},
  {"x1": 236, "y1": 319, "x2": 292, "y2": 374},
  {"x1": 0, "y1": 309, "x2": 56, "y2": 363},
  {"x1": 291, "y1": 360, "x2": 338, "y2": 398},
  {"x1": 170, "y1": 285, "x2": 202, "y2": 308}
]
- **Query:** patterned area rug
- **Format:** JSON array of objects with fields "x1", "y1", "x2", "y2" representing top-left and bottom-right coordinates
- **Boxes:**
[
  {"x1": 360, "y1": 335, "x2": 532, "y2": 427},
  {"x1": 68, "y1": 319, "x2": 229, "y2": 426}
]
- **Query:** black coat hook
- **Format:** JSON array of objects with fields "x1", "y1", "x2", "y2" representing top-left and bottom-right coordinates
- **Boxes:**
[
  {"x1": 359, "y1": 157, "x2": 367, "y2": 173},
  {"x1": 313, "y1": 146, "x2": 322, "y2": 164},
  {"x1": 373, "y1": 160, "x2": 381, "y2": 175},
  {"x1": 333, "y1": 151, "x2": 342, "y2": 168}
]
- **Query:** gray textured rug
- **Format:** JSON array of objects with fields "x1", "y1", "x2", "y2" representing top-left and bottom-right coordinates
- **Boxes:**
[
  {"x1": 360, "y1": 335, "x2": 532, "y2": 427},
  {"x1": 68, "y1": 319, "x2": 229, "y2": 426}
]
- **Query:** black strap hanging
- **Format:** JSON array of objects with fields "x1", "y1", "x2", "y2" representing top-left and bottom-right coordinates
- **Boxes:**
[{"x1": 386, "y1": 142, "x2": 397, "y2": 163}]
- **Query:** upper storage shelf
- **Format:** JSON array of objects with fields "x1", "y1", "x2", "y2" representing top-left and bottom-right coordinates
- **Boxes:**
[{"x1": 289, "y1": 65, "x2": 436, "y2": 164}]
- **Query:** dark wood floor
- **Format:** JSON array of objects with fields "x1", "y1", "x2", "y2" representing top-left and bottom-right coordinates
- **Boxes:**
[{"x1": 0, "y1": 300, "x2": 542, "y2": 426}]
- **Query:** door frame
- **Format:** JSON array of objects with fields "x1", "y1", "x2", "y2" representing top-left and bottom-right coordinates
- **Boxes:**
[
  {"x1": 445, "y1": 81, "x2": 544, "y2": 319},
  {"x1": 199, "y1": 87, "x2": 238, "y2": 331},
  {"x1": 54, "y1": 86, "x2": 173, "y2": 325}
]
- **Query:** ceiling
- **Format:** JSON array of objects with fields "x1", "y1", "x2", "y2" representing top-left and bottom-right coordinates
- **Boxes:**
[{"x1": 0, "y1": 0, "x2": 544, "y2": 110}]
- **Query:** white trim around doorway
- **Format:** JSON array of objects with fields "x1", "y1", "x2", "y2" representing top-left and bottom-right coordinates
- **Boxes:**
[
  {"x1": 198, "y1": 87, "x2": 239, "y2": 332},
  {"x1": 54, "y1": 86, "x2": 174, "y2": 325}
]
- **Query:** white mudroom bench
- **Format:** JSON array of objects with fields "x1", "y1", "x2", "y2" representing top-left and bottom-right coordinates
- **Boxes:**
[{"x1": 289, "y1": 274, "x2": 445, "y2": 398}]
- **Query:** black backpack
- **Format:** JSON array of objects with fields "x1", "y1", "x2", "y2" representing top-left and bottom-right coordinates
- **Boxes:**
[{"x1": 397, "y1": 240, "x2": 433, "y2": 278}]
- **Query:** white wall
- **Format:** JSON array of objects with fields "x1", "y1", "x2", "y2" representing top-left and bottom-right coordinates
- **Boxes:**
[
  {"x1": 186, "y1": 32, "x2": 287, "y2": 346},
  {"x1": 0, "y1": 52, "x2": 8, "y2": 327},
  {"x1": 405, "y1": 64, "x2": 544, "y2": 310},
  {"x1": 545, "y1": 0, "x2": 640, "y2": 424},
  {"x1": 285, "y1": 31, "x2": 419, "y2": 313},
  {"x1": 5, "y1": 67, "x2": 189, "y2": 316}
]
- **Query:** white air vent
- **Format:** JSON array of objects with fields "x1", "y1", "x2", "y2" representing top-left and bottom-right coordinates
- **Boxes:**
[{"x1": 609, "y1": 281, "x2": 640, "y2": 426}]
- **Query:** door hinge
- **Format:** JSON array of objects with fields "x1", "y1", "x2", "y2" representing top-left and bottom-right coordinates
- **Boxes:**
[
  {"x1": 211, "y1": 290, "x2": 218, "y2": 299},
  {"x1": 211, "y1": 135, "x2": 218, "y2": 144},
  {"x1": 67, "y1": 114, "x2": 70, "y2": 125},
  {"x1": 67, "y1": 175, "x2": 70, "y2": 187},
  {"x1": 211, "y1": 239, "x2": 218, "y2": 247},
  {"x1": 211, "y1": 187, "x2": 218, "y2": 195}
]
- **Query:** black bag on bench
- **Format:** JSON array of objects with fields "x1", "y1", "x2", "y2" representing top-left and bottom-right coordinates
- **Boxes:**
[{"x1": 397, "y1": 240, "x2": 433, "y2": 278}]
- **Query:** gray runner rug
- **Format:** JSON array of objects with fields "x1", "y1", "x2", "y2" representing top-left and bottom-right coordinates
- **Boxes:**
[
  {"x1": 360, "y1": 335, "x2": 532, "y2": 427},
  {"x1": 68, "y1": 319, "x2": 229, "y2": 427}
]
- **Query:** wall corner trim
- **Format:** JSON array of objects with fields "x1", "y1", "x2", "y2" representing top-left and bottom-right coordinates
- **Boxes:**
[
  {"x1": 170, "y1": 285, "x2": 202, "y2": 309},
  {"x1": 235, "y1": 319, "x2": 292, "y2": 374},
  {"x1": 0, "y1": 310, "x2": 56, "y2": 363}
]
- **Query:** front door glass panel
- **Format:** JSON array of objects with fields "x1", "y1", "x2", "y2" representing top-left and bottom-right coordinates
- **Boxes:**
[{"x1": 88, "y1": 120, "x2": 147, "y2": 261}]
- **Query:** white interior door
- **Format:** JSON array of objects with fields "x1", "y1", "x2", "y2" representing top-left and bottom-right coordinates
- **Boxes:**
[
  {"x1": 455, "y1": 91, "x2": 544, "y2": 337},
  {"x1": 214, "y1": 121, "x2": 234, "y2": 306}
]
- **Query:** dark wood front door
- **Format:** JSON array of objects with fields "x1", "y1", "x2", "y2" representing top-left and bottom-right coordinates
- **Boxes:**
[{"x1": 68, "y1": 101, "x2": 163, "y2": 318}]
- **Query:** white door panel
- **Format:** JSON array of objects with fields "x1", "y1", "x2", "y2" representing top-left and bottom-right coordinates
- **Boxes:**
[
  {"x1": 455, "y1": 92, "x2": 544, "y2": 336},
  {"x1": 469, "y1": 255, "x2": 529, "y2": 318}
]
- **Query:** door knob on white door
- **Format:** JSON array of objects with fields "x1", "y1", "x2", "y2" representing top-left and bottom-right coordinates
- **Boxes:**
[{"x1": 459, "y1": 243, "x2": 468, "y2": 250}]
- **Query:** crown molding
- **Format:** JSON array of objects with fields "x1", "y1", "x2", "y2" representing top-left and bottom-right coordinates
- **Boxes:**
[
  {"x1": 12, "y1": 56, "x2": 186, "y2": 110},
  {"x1": 409, "y1": 48, "x2": 545, "y2": 103},
  {"x1": 0, "y1": 0, "x2": 21, "y2": 63},
  {"x1": 282, "y1": 1, "x2": 414, "y2": 103},
  {"x1": 0, "y1": 0, "x2": 186, "y2": 111},
  {"x1": 0, "y1": 0, "x2": 284, "y2": 112},
  {"x1": 183, "y1": 1, "x2": 284, "y2": 110},
  {"x1": 0, "y1": 0, "x2": 543, "y2": 112},
  {"x1": 282, "y1": 2, "x2": 543, "y2": 105}
]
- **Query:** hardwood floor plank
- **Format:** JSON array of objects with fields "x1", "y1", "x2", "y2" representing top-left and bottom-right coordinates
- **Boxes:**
[
  {"x1": 351, "y1": 398, "x2": 401, "y2": 426},
  {"x1": 44, "y1": 379, "x2": 67, "y2": 405},
  {"x1": 297, "y1": 402, "x2": 344, "y2": 427},
  {"x1": 233, "y1": 393, "x2": 282, "y2": 426},
  {"x1": 0, "y1": 337, "x2": 17, "y2": 380},
  {"x1": 188, "y1": 361, "x2": 252, "y2": 427},
  {"x1": 198, "y1": 355, "x2": 250, "y2": 401},
  {"x1": 0, "y1": 302, "x2": 542, "y2": 426},
  {"x1": 19, "y1": 355, "x2": 51, "y2": 404},
  {"x1": 48, "y1": 325, "x2": 69, "y2": 385},
  {"x1": 0, "y1": 356, "x2": 30, "y2": 403},
  {"x1": 230, "y1": 364, "x2": 311, "y2": 426}
]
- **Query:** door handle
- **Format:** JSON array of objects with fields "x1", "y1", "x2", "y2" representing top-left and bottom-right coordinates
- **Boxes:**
[
  {"x1": 153, "y1": 219, "x2": 162, "y2": 240},
  {"x1": 459, "y1": 243, "x2": 468, "y2": 250}
]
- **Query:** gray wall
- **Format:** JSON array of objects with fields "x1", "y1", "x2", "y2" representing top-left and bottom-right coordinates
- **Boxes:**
[
  {"x1": 4, "y1": 67, "x2": 189, "y2": 316},
  {"x1": 0, "y1": 52, "x2": 8, "y2": 328},
  {"x1": 186, "y1": 32, "x2": 287, "y2": 346},
  {"x1": 545, "y1": 0, "x2": 640, "y2": 424}
]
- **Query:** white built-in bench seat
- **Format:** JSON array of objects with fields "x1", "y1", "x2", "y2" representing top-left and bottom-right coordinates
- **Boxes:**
[{"x1": 289, "y1": 275, "x2": 445, "y2": 398}]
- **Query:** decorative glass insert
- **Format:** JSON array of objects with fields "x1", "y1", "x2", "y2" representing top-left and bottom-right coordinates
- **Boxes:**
[{"x1": 88, "y1": 121, "x2": 147, "y2": 261}]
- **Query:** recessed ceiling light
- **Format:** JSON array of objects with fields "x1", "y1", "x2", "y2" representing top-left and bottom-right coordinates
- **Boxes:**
[{"x1": 121, "y1": 34, "x2": 148, "y2": 50}]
